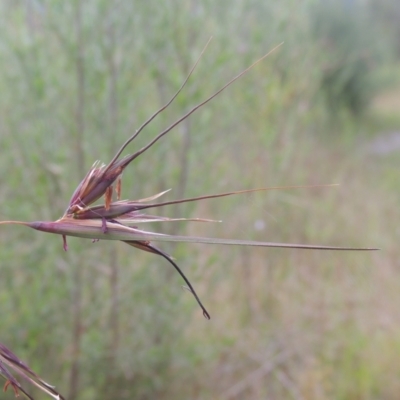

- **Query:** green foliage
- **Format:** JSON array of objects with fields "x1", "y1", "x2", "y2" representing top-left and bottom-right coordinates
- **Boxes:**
[
  {"x1": 0, "y1": 0, "x2": 398, "y2": 399},
  {"x1": 311, "y1": 0, "x2": 384, "y2": 116}
]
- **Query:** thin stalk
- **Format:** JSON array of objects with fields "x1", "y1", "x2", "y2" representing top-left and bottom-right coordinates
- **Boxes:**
[
  {"x1": 134, "y1": 184, "x2": 338, "y2": 211},
  {"x1": 104, "y1": 37, "x2": 213, "y2": 172},
  {"x1": 169, "y1": 29, "x2": 196, "y2": 237},
  {"x1": 119, "y1": 43, "x2": 283, "y2": 166},
  {"x1": 69, "y1": 1, "x2": 85, "y2": 398},
  {"x1": 125, "y1": 241, "x2": 210, "y2": 319},
  {"x1": 105, "y1": 12, "x2": 120, "y2": 382},
  {"x1": 0, "y1": 221, "x2": 31, "y2": 226}
]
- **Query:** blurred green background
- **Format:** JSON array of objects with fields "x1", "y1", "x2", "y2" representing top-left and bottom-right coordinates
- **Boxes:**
[{"x1": 1, "y1": 0, "x2": 400, "y2": 399}]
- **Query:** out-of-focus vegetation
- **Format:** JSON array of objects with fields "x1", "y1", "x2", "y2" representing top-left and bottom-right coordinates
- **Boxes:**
[
  {"x1": 312, "y1": 1, "x2": 383, "y2": 115},
  {"x1": 0, "y1": 0, "x2": 400, "y2": 399}
]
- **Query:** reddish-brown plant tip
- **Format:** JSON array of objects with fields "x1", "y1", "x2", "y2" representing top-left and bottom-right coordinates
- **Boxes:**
[
  {"x1": 62, "y1": 234, "x2": 68, "y2": 252},
  {"x1": 3, "y1": 380, "x2": 20, "y2": 397},
  {"x1": 116, "y1": 177, "x2": 122, "y2": 200},
  {"x1": 105, "y1": 186, "x2": 113, "y2": 210}
]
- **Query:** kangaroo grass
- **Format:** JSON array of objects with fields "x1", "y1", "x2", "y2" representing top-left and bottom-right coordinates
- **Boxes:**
[
  {"x1": 0, "y1": 343, "x2": 64, "y2": 400},
  {"x1": 0, "y1": 41, "x2": 378, "y2": 324}
]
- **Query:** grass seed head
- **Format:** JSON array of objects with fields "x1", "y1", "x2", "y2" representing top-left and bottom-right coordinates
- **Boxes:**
[{"x1": 0, "y1": 41, "x2": 379, "y2": 321}]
